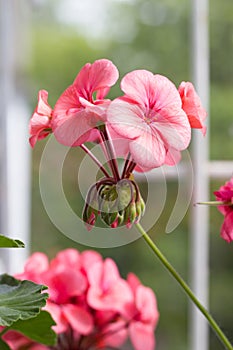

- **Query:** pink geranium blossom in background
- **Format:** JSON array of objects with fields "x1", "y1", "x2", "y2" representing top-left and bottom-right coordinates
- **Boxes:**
[
  {"x1": 125, "y1": 273, "x2": 159, "y2": 350},
  {"x1": 178, "y1": 81, "x2": 207, "y2": 135},
  {"x1": 107, "y1": 70, "x2": 191, "y2": 169},
  {"x1": 52, "y1": 59, "x2": 119, "y2": 147},
  {"x1": 214, "y1": 177, "x2": 233, "y2": 243},
  {"x1": 29, "y1": 90, "x2": 53, "y2": 147},
  {"x1": 4, "y1": 249, "x2": 159, "y2": 350}
]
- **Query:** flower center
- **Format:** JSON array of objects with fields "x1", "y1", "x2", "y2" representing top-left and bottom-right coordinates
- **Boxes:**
[{"x1": 143, "y1": 108, "x2": 157, "y2": 124}]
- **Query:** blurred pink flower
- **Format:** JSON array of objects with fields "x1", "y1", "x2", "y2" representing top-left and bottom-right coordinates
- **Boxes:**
[
  {"x1": 107, "y1": 70, "x2": 191, "y2": 169},
  {"x1": 178, "y1": 81, "x2": 207, "y2": 135},
  {"x1": 29, "y1": 90, "x2": 53, "y2": 147},
  {"x1": 214, "y1": 177, "x2": 233, "y2": 243},
  {"x1": 5, "y1": 249, "x2": 159, "y2": 350},
  {"x1": 52, "y1": 59, "x2": 119, "y2": 146}
]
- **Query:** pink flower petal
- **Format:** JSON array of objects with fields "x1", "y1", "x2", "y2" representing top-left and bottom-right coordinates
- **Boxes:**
[
  {"x1": 106, "y1": 124, "x2": 130, "y2": 158},
  {"x1": 121, "y1": 70, "x2": 156, "y2": 107},
  {"x1": 44, "y1": 266, "x2": 87, "y2": 303},
  {"x1": 220, "y1": 211, "x2": 233, "y2": 243},
  {"x1": 15, "y1": 252, "x2": 49, "y2": 283},
  {"x1": 29, "y1": 114, "x2": 51, "y2": 134},
  {"x1": 153, "y1": 74, "x2": 183, "y2": 109},
  {"x1": 80, "y1": 250, "x2": 103, "y2": 275},
  {"x1": 134, "y1": 163, "x2": 155, "y2": 173},
  {"x1": 151, "y1": 107, "x2": 191, "y2": 151},
  {"x1": 165, "y1": 148, "x2": 181, "y2": 166},
  {"x1": 53, "y1": 110, "x2": 96, "y2": 146},
  {"x1": 107, "y1": 99, "x2": 146, "y2": 140},
  {"x1": 98, "y1": 320, "x2": 128, "y2": 348},
  {"x1": 53, "y1": 85, "x2": 80, "y2": 123},
  {"x1": 87, "y1": 260, "x2": 133, "y2": 313},
  {"x1": 214, "y1": 177, "x2": 233, "y2": 216},
  {"x1": 29, "y1": 90, "x2": 53, "y2": 147},
  {"x1": 87, "y1": 278, "x2": 133, "y2": 313},
  {"x1": 129, "y1": 129, "x2": 166, "y2": 168},
  {"x1": 36, "y1": 90, "x2": 52, "y2": 115},
  {"x1": 87, "y1": 258, "x2": 120, "y2": 288},
  {"x1": 95, "y1": 310, "x2": 117, "y2": 326},
  {"x1": 127, "y1": 273, "x2": 141, "y2": 295},
  {"x1": 50, "y1": 249, "x2": 81, "y2": 269},
  {"x1": 3, "y1": 331, "x2": 33, "y2": 350},
  {"x1": 178, "y1": 81, "x2": 207, "y2": 135},
  {"x1": 136, "y1": 285, "x2": 159, "y2": 325},
  {"x1": 29, "y1": 130, "x2": 51, "y2": 148},
  {"x1": 74, "y1": 59, "x2": 119, "y2": 100},
  {"x1": 62, "y1": 304, "x2": 94, "y2": 335},
  {"x1": 45, "y1": 301, "x2": 68, "y2": 334},
  {"x1": 129, "y1": 322, "x2": 155, "y2": 350},
  {"x1": 121, "y1": 70, "x2": 182, "y2": 110},
  {"x1": 96, "y1": 86, "x2": 111, "y2": 100}
]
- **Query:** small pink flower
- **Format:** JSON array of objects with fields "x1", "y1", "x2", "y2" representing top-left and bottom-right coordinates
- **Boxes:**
[
  {"x1": 214, "y1": 177, "x2": 233, "y2": 243},
  {"x1": 107, "y1": 70, "x2": 191, "y2": 169},
  {"x1": 178, "y1": 81, "x2": 207, "y2": 135},
  {"x1": 29, "y1": 90, "x2": 53, "y2": 147},
  {"x1": 52, "y1": 59, "x2": 119, "y2": 147}
]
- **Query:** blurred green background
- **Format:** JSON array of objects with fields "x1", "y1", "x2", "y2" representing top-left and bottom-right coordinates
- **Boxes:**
[{"x1": 26, "y1": 0, "x2": 232, "y2": 349}]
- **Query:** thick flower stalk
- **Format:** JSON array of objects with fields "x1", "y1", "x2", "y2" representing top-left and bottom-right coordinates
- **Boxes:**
[
  {"x1": 28, "y1": 59, "x2": 233, "y2": 349},
  {"x1": 3, "y1": 249, "x2": 159, "y2": 350}
]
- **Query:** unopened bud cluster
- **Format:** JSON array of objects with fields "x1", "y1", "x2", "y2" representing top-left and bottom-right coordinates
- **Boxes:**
[{"x1": 83, "y1": 179, "x2": 145, "y2": 230}]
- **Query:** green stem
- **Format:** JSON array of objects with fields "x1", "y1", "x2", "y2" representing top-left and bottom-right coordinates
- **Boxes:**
[
  {"x1": 197, "y1": 201, "x2": 232, "y2": 206},
  {"x1": 80, "y1": 144, "x2": 110, "y2": 178},
  {"x1": 135, "y1": 222, "x2": 233, "y2": 350}
]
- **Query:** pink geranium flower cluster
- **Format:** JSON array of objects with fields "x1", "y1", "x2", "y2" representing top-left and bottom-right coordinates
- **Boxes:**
[
  {"x1": 29, "y1": 58, "x2": 206, "y2": 169},
  {"x1": 4, "y1": 249, "x2": 159, "y2": 350},
  {"x1": 29, "y1": 58, "x2": 207, "y2": 230},
  {"x1": 214, "y1": 176, "x2": 233, "y2": 243}
]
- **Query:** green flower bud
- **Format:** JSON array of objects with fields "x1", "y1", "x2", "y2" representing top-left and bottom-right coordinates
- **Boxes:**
[{"x1": 82, "y1": 178, "x2": 146, "y2": 229}]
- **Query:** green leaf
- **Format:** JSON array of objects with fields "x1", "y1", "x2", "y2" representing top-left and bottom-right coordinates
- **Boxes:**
[
  {"x1": 0, "y1": 274, "x2": 48, "y2": 327},
  {"x1": 0, "y1": 338, "x2": 11, "y2": 350},
  {"x1": 0, "y1": 235, "x2": 25, "y2": 248},
  {"x1": 10, "y1": 310, "x2": 57, "y2": 346}
]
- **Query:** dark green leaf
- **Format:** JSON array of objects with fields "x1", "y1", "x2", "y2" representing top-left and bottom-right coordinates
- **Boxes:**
[
  {"x1": 0, "y1": 235, "x2": 25, "y2": 248},
  {"x1": 10, "y1": 310, "x2": 57, "y2": 346},
  {"x1": 0, "y1": 274, "x2": 48, "y2": 327}
]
